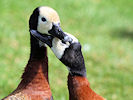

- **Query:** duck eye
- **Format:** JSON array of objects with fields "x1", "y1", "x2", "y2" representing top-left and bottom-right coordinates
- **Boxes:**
[{"x1": 41, "y1": 17, "x2": 46, "y2": 22}]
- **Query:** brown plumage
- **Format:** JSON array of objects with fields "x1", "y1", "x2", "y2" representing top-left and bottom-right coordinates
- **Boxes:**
[
  {"x1": 2, "y1": 44, "x2": 53, "y2": 100},
  {"x1": 28, "y1": 29, "x2": 106, "y2": 100},
  {"x1": 68, "y1": 74, "x2": 105, "y2": 100},
  {"x1": 29, "y1": 29, "x2": 106, "y2": 100},
  {"x1": 2, "y1": 6, "x2": 57, "y2": 100}
]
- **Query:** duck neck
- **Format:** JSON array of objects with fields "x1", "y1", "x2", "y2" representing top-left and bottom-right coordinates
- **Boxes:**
[
  {"x1": 16, "y1": 34, "x2": 50, "y2": 91},
  {"x1": 67, "y1": 73, "x2": 89, "y2": 100},
  {"x1": 68, "y1": 65, "x2": 86, "y2": 77},
  {"x1": 30, "y1": 34, "x2": 46, "y2": 59}
]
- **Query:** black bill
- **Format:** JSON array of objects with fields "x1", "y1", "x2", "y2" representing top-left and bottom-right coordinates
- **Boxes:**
[
  {"x1": 30, "y1": 30, "x2": 52, "y2": 47},
  {"x1": 48, "y1": 23, "x2": 72, "y2": 43}
]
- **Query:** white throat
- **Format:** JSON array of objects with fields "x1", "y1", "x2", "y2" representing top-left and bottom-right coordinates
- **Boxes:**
[{"x1": 51, "y1": 38, "x2": 70, "y2": 59}]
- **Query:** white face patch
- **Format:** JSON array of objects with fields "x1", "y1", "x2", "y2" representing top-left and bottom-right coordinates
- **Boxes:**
[
  {"x1": 51, "y1": 38, "x2": 70, "y2": 59},
  {"x1": 37, "y1": 6, "x2": 60, "y2": 34},
  {"x1": 37, "y1": 15, "x2": 52, "y2": 34}
]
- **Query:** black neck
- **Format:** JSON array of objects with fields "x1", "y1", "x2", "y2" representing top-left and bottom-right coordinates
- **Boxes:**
[
  {"x1": 30, "y1": 33, "x2": 46, "y2": 59},
  {"x1": 69, "y1": 64, "x2": 87, "y2": 77},
  {"x1": 14, "y1": 33, "x2": 49, "y2": 91},
  {"x1": 60, "y1": 43, "x2": 87, "y2": 77}
]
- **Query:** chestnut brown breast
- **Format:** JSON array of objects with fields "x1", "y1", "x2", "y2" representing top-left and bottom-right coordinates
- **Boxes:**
[{"x1": 68, "y1": 74, "x2": 105, "y2": 100}]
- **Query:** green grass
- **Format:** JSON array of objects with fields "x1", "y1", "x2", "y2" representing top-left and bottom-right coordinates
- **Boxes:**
[{"x1": 0, "y1": 0, "x2": 133, "y2": 100}]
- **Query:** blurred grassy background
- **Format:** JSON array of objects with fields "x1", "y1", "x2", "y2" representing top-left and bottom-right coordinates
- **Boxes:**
[{"x1": 0, "y1": 0, "x2": 133, "y2": 100}]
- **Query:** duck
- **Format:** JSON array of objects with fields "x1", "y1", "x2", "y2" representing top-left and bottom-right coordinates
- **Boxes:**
[
  {"x1": 2, "y1": 6, "x2": 67, "y2": 100},
  {"x1": 30, "y1": 30, "x2": 106, "y2": 100}
]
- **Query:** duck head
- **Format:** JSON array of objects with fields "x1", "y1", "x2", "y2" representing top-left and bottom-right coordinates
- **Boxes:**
[{"x1": 29, "y1": 6, "x2": 67, "y2": 41}]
